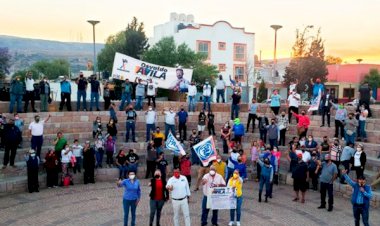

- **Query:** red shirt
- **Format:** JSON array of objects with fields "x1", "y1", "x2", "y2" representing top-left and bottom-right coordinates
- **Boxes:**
[
  {"x1": 180, "y1": 158, "x2": 191, "y2": 176},
  {"x1": 292, "y1": 112, "x2": 310, "y2": 128},
  {"x1": 153, "y1": 179, "x2": 164, "y2": 200}
]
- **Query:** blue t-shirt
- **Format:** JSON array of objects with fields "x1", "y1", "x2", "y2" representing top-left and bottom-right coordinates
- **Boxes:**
[
  {"x1": 312, "y1": 84, "x2": 324, "y2": 97},
  {"x1": 249, "y1": 103, "x2": 258, "y2": 114},
  {"x1": 177, "y1": 111, "x2": 188, "y2": 124},
  {"x1": 121, "y1": 179, "x2": 141, "y2": 200},
  {"x1": 270, "y1": 94, "x2": 281, "y2": 107}
]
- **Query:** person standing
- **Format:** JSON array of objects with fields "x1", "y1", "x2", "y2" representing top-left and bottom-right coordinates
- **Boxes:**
[
  {"x1": 59, "y1": 76, "x2": 72, "y2": 111},
  {"x1": 287, "y1": 89, "x2": 300, "y2": 123},
  {"x1": 53, "y1": 132, "x2": 67, "y2": 161},
  {"x1": 310, "y1": 78, "x2": 325, "y2": 100},
  {"x1": 187, "y1": 82, "x2": 197, "y2": 112},
  {"x1": 76, "y1": 72, "x2": 88, "y2": 111},
  {"x1": 345, "y1": 113, "x2": 359, "y2": 145},
  {"x1": 197, "y1": 110, "x2": 207, "y2": 136},
  {"x1": 202, "y1": 80, "x2": 212, "y2": 112},
  {"x1": 89, "y1": 75, "x2": 101, "y2": 111},
  {"x1": 357, "y1": 105, "x2": 369, "y2": 142},
  {"x1": 94, "y1": 135, "x2": 104, "y2": 168},
  {"x1": 189, "y1": 129, "x2": 201, "y2": 165},
  {"x1": 266, "y1": 118, "x2": 279, "y2": 149},
  {"x1": 28, "y1": 114, "x2": 51, "y2": 158},
  {"x1": 44, "y1": 149, "x2": 59, "y2": 188},
  {"x1": 106, "y1": 118, "x2": 118, "y2": 140},
  {"x1": 163, "y1": 107, "x2": 176, "y2": 139},
  {"x1": 331, "y1": 101, "x2": 347, "y2": 139},
  {"x1": 215, "y1": 75, "x2": 226, "y2": 103},
  {"x1": 9, "y1": 76, "x2": 24, "y2": 114},
  {"x1": 228, "y1": 169, "x2": 243, "y2": 226},
  {"x1": 270, "y1": 89, "x2": 281, "y2": 115},
  {"x1": 340, "y1": 142, "x2": 355, "y2": 183},
  {"x1": 221, "y1": 121, "x2": 231, "y2": 154},
  {"x1": 105, "y1": 135, "x2": 115, "y2": 167},
  {"x1": 25, "y1": 149, "x2": 40, "y2": 193},
  {"x1": 247, "y1": 98, "x2": 258, "y2": 133},
  {"x1": 213, "y1": 155, "x2": 226, "y2": 179},
  {"x1": 291, "y1": 110, "x2": 310, "y2": 138},
  {"x1": 257, "y1": 114, "x2": 269, "y2": 143},
  {"x1": 353, "y1": 143, "x2": 366, "y2": 179},
  {"x1": 166, "y1": 168, "x2": 191, "y2": 226},
  {"x1": 125, "y1": 105, "x2": 137, "y2": 143},
  {"x1": 61, "y1": 144, "x2": 73, "y2": 185},
  {"x1": 145, "y1": 141, "x2": 157, "y2": 179},
  {"x1": 119, "y1": 78, "x2": 133, "y2": 111},
  {"x1": 342, "y1": 170, "x2": 372, "y2": 226},
  {"x1": 232, "y1": 118, "x2": 245, "y2": 144},
  {"x1": 83, "y1": 141, "x2": 96, "y2": 184},
  {"x1": 146, "y1": 78, "x2": 158, "y2": 109},
  {"x1": 145, "y1": 106, "x2": 157, "y2": 142},
  {"x1": 292, "y1": 153, "x2": 309, "y2": 203},
  {"x1": 230, "y1": 90, "x2": 241, "y2": 120},
  {"x1": 92, "y1": 116, "x2": 103, "y2": 139},
  {"x1": 149, "y1": 169, "x2": 169, "y2": 226},
  {"x1": 277, "y1": 111, "x2": 289, "y2": 146},
  {"x1": 24, "y1": 71, "x2": 37, "y2": 113},
  {"x1": 116, "y1": 149, "x2": 128, "y2": 179},
  {"x1": 207, "y1": 110, "x2": 216, "y2": 136},
  {"x1": 177, "y1": 106, "x2": 188, "y2": 142},
  {"x1": 103, "y1": 82, "x2": 111, "y2": 110},
  {"x1": 358, "y1": 82, "x2": 372, "y2": 117},
  {"x1": 72, "y1": 139, "x2": 84, "y2": 173},
  {"x1": 152, "y1": 127, "x2": 165, "y2": 154},
  {"x1": 2, "y1": 118, "x2": 22, "y2": 169},
  {"x1": 201, "y1": 166, "x2": 226, "y2": 226},
  {"x1": 134, "y1": 78, "x2": 146, "y2": 111},
  {"x1": 39, "y1": 77, "x2": 51, "y2": 112},
  {"x1": 180, "y1": 153, "x2": 192, "y2": 186},
  {"x1": 316, "y1": 154, "x2": 338, "y2": 212},
  {"x1": 117, "y1": 171, "x2": 141, "y2": 226},
  {"x1": 14, "y1": 113, "x2": 24, "y2": 148},
  {"x1": 320, "y1": 90, "x2": 332, "y2": 127}
]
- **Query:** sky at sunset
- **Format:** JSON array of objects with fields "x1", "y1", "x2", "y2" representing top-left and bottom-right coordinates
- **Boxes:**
[{"x1": 1, "y1": 0, "x2": 380, "y2": 63}]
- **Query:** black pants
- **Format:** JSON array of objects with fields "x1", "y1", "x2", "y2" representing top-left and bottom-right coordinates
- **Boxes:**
[
  {"x1": 355, "y1": 166, "x2": 364, "y2": 179},
  {"x1": 256, "y1": 162, "x2": 261, "y2": 180},
  {"x1": 260, "y1": 129, "x2": 267, "y2": 143},
  {"x1": 104, "y1": 96, "x2": 111, "y2": 110},
  {"x1": 145, "y1": 160, "x2": 156, "y2": 179},
  {"x1": 208, "y1": 123, "x2": 215, "y2": 135},
  {"x1": 222, "y1": 139, "x2": 229, "y2": 154},
  {"x1": 321, "y1": 106, "x2": 330, "y2": 126},
  {"x1": 271, "y1": 106, "x2": 280, "y2": 115},
  {"x1": 309, "y1": 169, "x2": 318, "y2": 190},
  {"x1": 27, "y1": 168, "x2": 39, "y2": 192},
  {"x1": 335, "y1": 120, "x2": 345, "y2": 138},
  {"x1": 106, "y1": 152, "x2": 113, "y2": 165},
  {"x1": 24, "y1": 91, "x2": 36, "y2": 112},
  {"x1": 178, "y1": 122, "x2": 187, "y2": 141},
  {"x1": 247, "y1": 113, "x2": 257, "y2": 132},
  {"x1": 353, "y1": 204, "x2": 369, "y2": 226},
  {"x1": 288, "y1": 106, "x2": 298, "y2": 123},
  {"x1": 149, "y1": 200, "x2": 165, "y2": 226},
  {"x1": 320, "y1": 182, "x2": 334, "y2": 208},
  {"x1": 186, "y1": 175, "x2": 191, "y2": 186},
  {"x1": 59, "y1": 92, "x2": 72, "y2": 111},
  {"x1": 279, "y1": 128, "x2": 286, "y2": 146},
  {"x1": 173, "y1": 156, "x2": 180, "y2": 169},
  {"x1": 46, "y1": 168, "x2": 58, "y2": 187},
  {"x1": 147, "y1": 95, "x2": 156, "y2": 108},
  {"x1": 3, "y1": 145, "x2": 17, "y2": 166},
  {"x1": 84, "y1": 167, "x2": 95, "y2": 184}
]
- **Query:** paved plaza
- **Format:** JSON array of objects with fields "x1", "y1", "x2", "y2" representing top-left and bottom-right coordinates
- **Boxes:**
[{"x1": 0, "y1": 178, "x2": 379, "y2": 226}]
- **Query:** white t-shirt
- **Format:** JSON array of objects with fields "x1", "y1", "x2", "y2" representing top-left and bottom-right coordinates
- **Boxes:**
[
  {"x1": 165, "y1": 111, "x2": 176, "y2": 125},
  {"x1": 61, "y1": 149, "x2": 73, "y2": 163},
  {"x1": 354, "y1": 151, "x2": 362, "y2": 167},
  {"x1": 28, "y1": 121, "x2": 44, "y2": 136},
  {"x1": 188, "y1": 85, "x2": 197, "y2": 96},
  {"x1": 287, "y1": 93, "x2": 300, "y2": 107},
  {"x1": 166, "y1": 175, "x2": 191, "y2": 199},
  {"x1": 147, "y1": 83, "x2": 157, "y2": 96},
  {"x1": 359, "y1": 110, "x2": 368, "y2": 121},
  {"x1": 146, "y1": 110, "x2": 156, "y2": 124},
  {"x1": 216, "y1": 80, "x2": 225, "y2": 90},
  {"x1": 25, "y1": 78, "x2": 35, "y2": 91},
  {"x1": 72, "y1": 144, "x2": 83, "y2": 157},
  {"x1": 296, "y1": 150, "x2": 311, "y2": 163},
  {"x1": 202, "y1": 173, "x2": 226, "y2": 196},
  {"x1": 203, "y1": 84, "x2": 212, "y2": 96}
]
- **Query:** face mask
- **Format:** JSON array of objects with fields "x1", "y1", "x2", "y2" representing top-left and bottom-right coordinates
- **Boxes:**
[
  {"x1": 156, "y1": 130, "x2": 160, "y2": 133},
  {"x1": 129, "y1": 108, "x2": 133, "y2": 110},
  {"x1": 193, "y1": 132, "x2": 196, "y2": 135},
  {"x1": 31, "y1": 153, "x2": 36, "y2": 157},
  {"x1": 15, "y1": 116, "x2": 19, "y2": 120},
  {"x1": 349, "y1": 116, "x2": 353, "y2": 119},
  {"x1": 334, "y1": 142, "x2": 338, "y2": 145},
  {"x1": 264, "y1": 161, "x2": 270, "y2": 165},
  {"x1": 149, "y1": 107, "x2": 152, "y2": 111},
  {"x1": 281, "y1": 114, "x2": 285, "y2": 117},
  {"x1": 209, "y1": 170, "x2": 216, "y2": 176},
  {"x1": 205, "y1": 82, "x2": 209, "y2": 85},
  {"x1": 181, "y1": 108, "x2": 184, "y2": 111},
  {"x1": 233, "y1": 173, "x2": 239, "y2": 179},
  {"x1": 308, "y1": 138, "x2": 312, "y2": 141},
  {"x1": 273, "y1": 149, "x2": 278, "y2": 152},
  {"x1": 271, "y1": 121, "x2": 275, "y2": 124},
  {"x1": 238, "y1": 159, "x2": 242, "y2": 163},
  {"x1": 97, "y1": 120, "x2": 100, "y2": 122},
  {"x1": 339, "y1": 105, "x2": 344, "y2": 109},
  {"x1": 356, "y1": 148, "x2": 362, "y2": 152},
  {"x1": 232, "y1": 149, "x2": 237, "y2": 153},
  {"x1": 129, "y1": 175, "x2": 135, "y2": 180},
  {"x1": 312, "y1": 153, "x2": 317, "y2": 157},
  {"x1": 217, "y1": 159, "x2": 221, "y2": 163},
  {"x1": 174, "y1": 172, "x2": 180, "y2": 178},
  {"x1": 35, "y1": 118, "x2": 40, "y2": 122},
  {"x1": 170, "y1": 110, "x2": 173, "y2": 113},
  {"x1": 301, "y1": 112, "x2": 305, "y2": 115},
  {"x1": 154, "y1": 175, "x2": 160, "y2": 179}
]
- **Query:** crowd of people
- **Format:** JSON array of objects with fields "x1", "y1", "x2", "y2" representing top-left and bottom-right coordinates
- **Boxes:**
[{"x1": 1, "y1": 73, "x2": 379, "y2": 226}]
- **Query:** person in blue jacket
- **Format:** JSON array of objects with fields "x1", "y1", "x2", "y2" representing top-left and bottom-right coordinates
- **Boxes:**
[
  {"x1": 232, "y1": 118, "x2": 245, "y2": 144},
  {"x1": 228, "y1": 155, "x2": 247, "y2": 180},
  {"x1": 261, "y1": 147, "x2": 278, "y2": 197},
  {"x1": 257, "y1": 157, "x2": 274, "y2": 203}
]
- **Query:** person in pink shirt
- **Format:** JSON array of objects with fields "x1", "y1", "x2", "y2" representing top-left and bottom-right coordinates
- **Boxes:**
[
  {"x1": 291, "y1": 110, "x2": 310, "y2": 138},
  {"x1": 251, "y1": 140, "x2": 259, "y2": 165}
]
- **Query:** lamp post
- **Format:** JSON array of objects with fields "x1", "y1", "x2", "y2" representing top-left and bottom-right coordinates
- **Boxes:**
[
  {"x1": 87, "y1": 20, "x2": 100, "y2": 78},
  {"x1": 270, "y1": 25, "x2": 282, "y2": 89}
]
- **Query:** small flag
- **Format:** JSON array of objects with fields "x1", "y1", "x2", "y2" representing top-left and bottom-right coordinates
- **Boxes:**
[
  {"x1": 308, "y1": 90, "x2": 322, "y2": 112},
  {"x1": 192, "y1": 136, "x2": 217, "y2": 167},
  {"x1": 165, "y1": 132, "x2": 186, "y2": 155}
]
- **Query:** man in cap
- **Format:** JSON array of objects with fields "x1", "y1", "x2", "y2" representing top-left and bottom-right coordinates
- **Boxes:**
[
  {"x1": 316, "y1": 154, "x2": 338, "y2": 211},
  {"x1": 28, "y1": 114, "x2": 51, "y2": 158},
  {"x1": 292, "y1": 153, "x2": 309, "y2": 203},
  {"x1": 25, "y1": 149, "x2": 40, "y2": 193}
]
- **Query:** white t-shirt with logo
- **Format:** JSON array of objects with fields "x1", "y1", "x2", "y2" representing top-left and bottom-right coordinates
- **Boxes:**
[
  {"x1": 147, "y1": 83, "x2": 157, "y2": 96},
  {"x1": 287, "y1": 93, "x2": 300, "y2": 107}
]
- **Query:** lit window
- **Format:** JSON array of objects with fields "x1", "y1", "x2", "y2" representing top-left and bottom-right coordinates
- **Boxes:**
[
  {"x1": 218, "y1": 42, "x2": 226, "y2": 50},
  {"x1": 234, "y1": 65, "x2": 245, "y2": 81},
  {"x1": 234, "y1": 43, "x2": 246, "y2": 61},
  {"x1": 197, "y1": 41, "x2": 211, "y2": 59},
  {"x1": 218, "y1": 64, "x2": 226, "y2": 72}
]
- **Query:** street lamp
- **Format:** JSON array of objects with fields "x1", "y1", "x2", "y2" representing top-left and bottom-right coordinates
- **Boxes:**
[
  {"x1": 87, "y1": 20, "x2": 100, "y2": 78},
  {"x1": 270, "y1": 25, "x2": 282, "y2": 89}
]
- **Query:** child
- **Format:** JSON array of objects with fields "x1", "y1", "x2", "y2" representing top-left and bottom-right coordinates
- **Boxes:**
[
  {"x1": 94, "y1": 135, "x2": 105, "y2": 168},
  {"x1": 105, "y1": 135, "x2": 115, "y2": 167},
  {"x1": 25, "y1": 149, "x2": 40, "y2": 193},
  {"x1": 92, "y1": 116, "x2": 103, "y2": 139},
  {"x1": 180, "y1": 153, "x2": 192, "y2": 186},
  {"x1": 72, "y1": 139, "x2": 83, "y2": 173},
  {"x1": 109, "y1": 103, "x2": 118, "y2": 124}
]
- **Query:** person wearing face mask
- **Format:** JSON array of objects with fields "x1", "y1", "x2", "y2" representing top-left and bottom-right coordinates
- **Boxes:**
[
  {"x1": 198, "y1": 110, "x2": 207, "y2": 136},
  {"x1": 227, "y1": 170, "x2": 243, "y2": 226},
  {"x1": 310, "y1": 78, "x2": 325, "y2": 101},
  {"x1": 340, "y1": 142, "x2": 355, "y2": 184},
  {"x1": 207, "y1": 110, "x2": 216, "y2": 136},
  {"x1": 287, "y1": 89, "x2": 300, "y2": 123},
  {"x1": 262, "y1": 146, "x2": 279, "y2": 195},
  {"x1": 92, "y1": 116, "x2": 103, "y2": 139},
  {"x1": 126, "y1": 149, "x2": 139, "y2": 175},
  {"x1": 330, "y1": 100, "x2": 347, "y2": 140},
  {"x1": 276, "y1": 111, "x2": 289, "y2": 146},
  {"x1": 257, "y1": 113, "x2": 269, "y2": 143},
  {"x1": 72, "y1": 139, "x2": 84, "y2": 172},
  {"x1": 13, "y1": 113, "x2": 24, "y2": 148},
  {"x1": 291, "y1": 110, "x2": 310, "y2": 138},
  {"x1": 53, "y1": 132, "x2": 67, "y2": 162},
  {"x1": 109, "y1": 102, "x2": 118, "y2": 123},
  {"x1": 227, "y1": 147, "x2": 240, "y2": 181},
  {"x1": 270, "y1": 89, "x2": 281, "y2": 115},
  {"x1": 292, "y1": 153, "x2": 309, "y2": 203},
  {"x1": 61, "y1": 144, "x2": 74, "y2": 186},
  {"x1": 119, "y1": 78, "x2": 133, "y2": 111},
  {"x1": 9, "y1": 76, "x2": 24, "y2": 113},
  {"x1": 216, "y1": 75, "x2": 226, "y2": 103},
  {"x1": 353, "y1": 143, "x2": 366, "y2": 179},
  {"x1": 221, "y1": 121, "x2": 232, "y2": 154},
  {"x1": 103, "y1": 82, "x2": 111, "y2": 110},
  {"x1": 25, "y1": 149, "x2": 40, "y2": 193},
  {"x1": 177, "y1": 106, "x2": 188, "y2": 141},
  {"x1": 152, "y1": 127, "x2": 165, "y2": 154},
  {"x1": 308, "y1": 151, "x2": 319, "y2": 191},
  {"x1": 117, "y1": 171, "x2": 141, "y2": 226},
  {"x1": 266, "y1": 118, "x2": 279, "y2": 149},
  {"x1": 213, "y1": 155, "x2": 226, "y2": 179},
  {"x1": 125, "y1": 105, "x2": 137, "y2": 143},
  {"x1": 320, "y1": 89, "x2": 332, "y2": 127},
  {"x1": 105, "y1": 135, "x2": 115, "y2": 168},
  {"x1": 345, "y1": 113, "x2": 359, "y2": 145},
  {"x1": 316, "y1": 154, "x2": 338, "y2": 212},
  {"x1": 134, "y1": 77, "x2": 147, "y2": 111},
  {"x1": 180, "y1": 153, "x2": 192, "y2": 186},
  {"x1": 356, "y1": 104, "x2": 369, "y2": 142},
  {"x1": 287, "y1": 144, "x2": 299, "y2": 173},
  {"x1": 83, "y1": 140, "x2": 96, "y2": 184},
  {"x1": 330, "y1": 138, "x2": 342, "y2": 178},
  {"x1": 232, "y1": 118, "x2": 245, "y2": 144},
  {"x1": 272, "y1": 147, "x2": 282, "y2": 173},
  {"x1": 257, "y1": 157, "x2": 273, "y2": 203},
  {"x1": 305, "y1": 135, "x2": 318, "y2": 153},
  {"x1": 247, "y1": 98, "x2": 258, "y2": 133},
  {"x1": 24, "y1": 71, "x2": 37, "y2": 113},
  {"x1": 76, "y1": 72, "x2": 88, "y2": 111},
  {"x1": 342, "y1": 170, "x2": 372, "y2": 226},
  {"x1": 187, "y1": 81, "x2": 197, "y2": 112},
  {"x1": 202, "y1": 80, "x2": 212, "y2": 112},
  {"x1": 166, "y1": 168, "x2": 191, "y2": 226},
  {"x1": 162, "y1": 107, "x2": 176, "y2": 140},
  {"x1": 39, "y1": 76, "x2": 51, "y2": 112},
  {"x1": 2, "y1": 118, "x2": 22, "y2": 169},
  {"x1": 145, "y1": 106, "x2": 157, "y2": 142},
  {"x1": 28, "y1": 114, "x2": 51, "y2": 158},
  {"x1": 106, "y1": 118, "x2": 118, "y2": 140},
  {"x1": 319, "y1": 136, "x2": 330, "y2": 161},
  {"x1": 201, "y1": 166, "x2": 226, "y2": 226},
  {"x1": 116, "y1": 149, "x2": 128, "y2": 179},
  {"x1": 230, "y1": 89, "x2": 241, "y2": 120},
  {"x1": 89, "y1": 75, "x2": 101, "y2": 111},
  {"x1": 156, "y1": 152, "x2": 168, "y2": 182},
  {"x1": 149, "y1": 169, "x2": 169, "y2": 226},
  {"x1": 44, "y1": 148, "x2": 59, "y2": 188},
  {"x1": 228, "y1": 155, "x2": 247, "y2": 180},
  {"x1": 146, "y1": 78, "x2": 157, "y2": 108}
]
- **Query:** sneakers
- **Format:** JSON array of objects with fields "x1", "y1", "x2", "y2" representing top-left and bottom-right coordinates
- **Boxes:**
[
  {"x1": 228, "y1": 222, "x2": 234, "y2": 226},
  {"x1": 236, "y1": 222, "x2": 241, "y2": 226},
  {"x1": 318, "y1": 205, "x2": 326, "y2": 209}
]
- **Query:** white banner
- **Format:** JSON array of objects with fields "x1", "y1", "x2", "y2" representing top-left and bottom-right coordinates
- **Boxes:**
[
  {"x1": 111, "y1": 52, "x2": 193, "y2": 91},
  {"x1": 209, "y1": 187, "x2": 237, "y2": 210},
  {"x1": 308, "y1": 90, "x2": 322, "y2": 112}
]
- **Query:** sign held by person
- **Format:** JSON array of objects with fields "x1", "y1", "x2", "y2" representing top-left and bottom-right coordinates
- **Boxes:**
[
  {"x1": 192, "y1": 136, "x2": 217, "y2": 167},
  {"x1": 209, "y1": 187, "x2": 237, "y2": 210},
  {"x1": 165, "y1": 132, "x2": 186, "y2": 155}
]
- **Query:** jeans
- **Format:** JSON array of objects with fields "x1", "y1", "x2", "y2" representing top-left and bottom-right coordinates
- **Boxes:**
[
  {"x1": 231, "y1": 104, "x2": 240, "y2": 120},
  {"x1": 201, "y1": 196, "x2": 218, "y2": 225},
  {"x1": 31, "y1": 135, "x2": 43, "y2": 158},
  {"x1": 128, "y1": 163, "x2": 138, "y2": 173},
  {"x1": 320, "y1": 182, "x2": 334, "y2": 208},
  {"x1": 96, "y1": 149, "x2": 104, "y2": 167},
  {"x1": 135, "y1": 96, "x2": 143, "y2": 111},
  {"x1": 73, "y1": 156, "x2": 82, "y2": 173},
  {"x1": 120, "y1": 92, "x2": 132, "y2": 111},
  {"x1": 269, "y1": 139, "x2": 278, "y2": 149},
  {"x1": 59, "y1": 92, "x2": 72, "y2": 111},
  {"x1": 126, "y1": 121, "x2": 136, "y2": 142},
  {"x1": 77, "y1": 90, "x2": 87, "y2": 111},
  {"x1": 279, "y1": 129, "x2": 286, "y2": 146},
  {"x1": 172, "y1": 199, "x2": 191, "y2": 226},
  {"x1": 188, "y1": 96, "x2": 196, "y2": 112},
  {"x1": 230, "y1": 196, "x2": 243, "y2": 222},
  {"x1": 123, "y1": 199, "x2": 137, "y2": 226},
  {"x1": 164, "y1": 123, "x2": 176, "y2": 140},
  {"x1": 260, "y1": 129, "x2": 267, "y2": 143},
  {"x1": 203, "y1": 96, "x2": 211, "y2": 111},
  {"x1": 90, "y1": 92, "x2": 99, "y2": 110},
  {"x1": 3, "y1": 144, "x2": 17, "y2": 166},
  {"x1": 40, "y1": 94, "x2": 48, "y2": 112},
  {"x1": 335, "y1": 120, "x2": 345, "y2": 138},
  {"x1": 146, "y1": 124, "x2": 156, "y2": 142},
  {"x1": 247, "y1": 113, "x2": 257, "y2": 132},
  {"x1": 358, "y1": 120, "x2": 367, "y2": 139},
  {"x1": 24, "y1": 91, "x2": 35, "y2": 112},
  {"x1": 344, "y1": 131, "x2": 356, "y2": 145},
  {"x1": 9, "y1": 94, "x2": 23, "y2": 113},
  {"x1": 150, "y1": 200, "x2": 165, "y2": 226},
  {"x1": 353, "y1": 204, "x2": 369, "y2": 226},
  {"x1": 259, "y1": 175, "x2": 271, "y2": 197},
  {"x1": 216, "y1": 89, "x2": 225, "y2": 103},
  {"x1": 118, "y1": 165, "x2": 128, "y2": 179}
]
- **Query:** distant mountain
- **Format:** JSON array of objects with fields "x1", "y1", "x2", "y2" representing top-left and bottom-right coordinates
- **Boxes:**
[{"x1": 0, "y1": 35, "x2": 104, "y2": 74}]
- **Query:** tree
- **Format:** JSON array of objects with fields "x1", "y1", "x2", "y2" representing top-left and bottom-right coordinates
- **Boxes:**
[
  {"x1": 97, "y1": 17, "x2": 149, "y2": 73},
  {"x1": 363, "y1": 68, "x2": 380, "y2": 87},
  {"x1": 284, "y1": 27, "x2": 328, "y2": 97},
  {"x1": 0, "y1": 47, "x2": 11, "y2": 79},
  {"x1": 14, "y1": 59, "x2": 70, "y2": 80},
  {"x1": 257, "y1": 79, "x2": 267, "y2": 102},
  {"x1": 325, "y1": 55, "x2": 342, "y2": 65}
]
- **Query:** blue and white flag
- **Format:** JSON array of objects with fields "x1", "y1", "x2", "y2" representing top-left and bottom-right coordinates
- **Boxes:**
[
  {"x1": 165, "y1": 132, "x2": 186, "y2": 155},
  {"x1": 308, "y1": 90, "x2": 322, "y2": 112},
  {"x1": 192, "y1": 136, "x2": 217, "y2": 167}
]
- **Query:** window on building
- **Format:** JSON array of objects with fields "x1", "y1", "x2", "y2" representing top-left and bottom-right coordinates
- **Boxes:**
[
  {"x1": 218, "y1": 64, "x2": 226, "y2": 72},
  {"x1": 197, "y1": 40, "x2": 211, "y2": 59},
  {"x1": 234, "y1": 65, "x2": 245, "y2": 81},
  {"x1": 343, "y1": 88, "x2": 355, "y2": 98},
  {"x1": 218, "y1": 42, "x2": 226, "y2": 50},
  {"x1": 234, "y1": 43, "x2": 246, "y2": 61}
]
